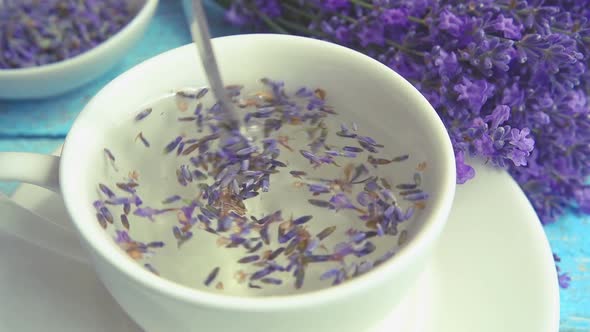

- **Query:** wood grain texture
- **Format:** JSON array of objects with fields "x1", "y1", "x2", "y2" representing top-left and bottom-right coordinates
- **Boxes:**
[{"x1": 545, "y1": 216, "x2": 590, "y2": 331}]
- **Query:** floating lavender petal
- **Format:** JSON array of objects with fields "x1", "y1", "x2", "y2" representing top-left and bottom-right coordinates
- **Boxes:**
[
  {"x1": 391, "y1": 155, "x2": 409, "y2": 162},
  {"x1": 99, "y1": 184, "x2": 115, "y2": 198},
  {"x1": 104, "y1": 148, "x2": 116, "y2": 162},
  {"x1": 251, "y1": 266, "x2": 274, "y2": 280},
  {"x1": 164, "y1": 136, "x2": 183, "y2": 154},
  {"x1": 294, "y1": 267, "x2": 305, "y2": 289},
  {"x1": 329, "y1": 193, "x2": 356, "y2": 211},
  {"x1": 268, "y1": 247, "x2": 285, "y2": 260},
  {"x1": 163, "y1": 195, "x2": 182, "y2": 204},
  {"x1": 137, "y1": 132, "x2": 150, "y2": 147},
  {"x1": 204, "y1": 267, "x2": 220, "y2": 286},
  {"x1": 293, "y1": 215, "x2": 313, "y2": 225},
  {"x1": 238, "y1": 255, "x2": 260, "y2": 264},
  {"x1": 120, "y1": 214, "x2": 130, "y2": 230},
  {"x1": 308, "y1": 199, "x2": 334, "y2": 209},
  {"x1": 135, "y1": 108, "x2": 152, "y2": 122},
  {"x1": 403, "y1": 192, "x2": 429, "y2": 201},
  {"x1": 343, "y1": 146, "x2": 363, "y2": 153},
  {"x1": 260, "y1": 277, "x2": 282, "y2": 285},
  {"x1": 317, "y1": 226, "x2": 337, "y2": 240}
]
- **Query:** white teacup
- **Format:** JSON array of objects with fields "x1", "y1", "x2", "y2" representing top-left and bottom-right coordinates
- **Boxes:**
[{"x1": 0, "y1": 35, "x2": 455, "y2": 332}]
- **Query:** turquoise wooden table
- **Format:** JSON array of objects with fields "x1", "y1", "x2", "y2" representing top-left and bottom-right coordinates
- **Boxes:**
[{"x1": 0, "y1": 1, "x2": 587, "y2": 331}]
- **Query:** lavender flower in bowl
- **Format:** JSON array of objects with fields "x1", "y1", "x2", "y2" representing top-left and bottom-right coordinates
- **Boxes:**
[{"x1": 0, "y1": 0, "x2": 158, "y2": 99}]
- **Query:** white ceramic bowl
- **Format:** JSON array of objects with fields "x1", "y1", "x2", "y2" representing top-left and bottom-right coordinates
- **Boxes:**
[{"x1": 0, "y1": 0, "x2": 158, "y2": 100}]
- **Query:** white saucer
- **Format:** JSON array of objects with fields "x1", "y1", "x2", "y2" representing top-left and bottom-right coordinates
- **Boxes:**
[{"x1": 1, "y1": 161, "x2": 559, "y2": 331}]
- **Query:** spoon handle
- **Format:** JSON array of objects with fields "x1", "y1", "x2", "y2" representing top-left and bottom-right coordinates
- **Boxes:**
[{"x1": 189, "y1": 0, "x2": 240, "y2": 130}]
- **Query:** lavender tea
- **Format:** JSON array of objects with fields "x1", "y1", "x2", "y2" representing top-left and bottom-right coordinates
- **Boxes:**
[{"x1": 93, "y1": 78, "x2": 428, "y2": 296}]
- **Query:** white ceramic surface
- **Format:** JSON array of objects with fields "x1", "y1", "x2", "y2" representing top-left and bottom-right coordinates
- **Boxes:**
[
  {"x1": 0, "y1": 35, "x2": 456, "y2": 332},
  {"x1": 0, "y1": 162, "x2": 558, "y2": 331},
  {"x1": 0, "y1": 0, "x2": 158, "y2": 99}
]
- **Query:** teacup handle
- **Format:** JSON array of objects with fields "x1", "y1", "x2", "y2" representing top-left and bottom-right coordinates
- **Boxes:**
[{"x1": 0, "y1": 152, "x2": 88, "y2": 264}]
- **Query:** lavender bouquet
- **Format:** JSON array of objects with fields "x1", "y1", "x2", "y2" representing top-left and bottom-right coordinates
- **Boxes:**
[{"x1": 215, "y1": 0, "x2": 590, "y2": 229}]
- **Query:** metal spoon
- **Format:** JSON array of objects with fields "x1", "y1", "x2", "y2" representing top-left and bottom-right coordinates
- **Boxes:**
[{"x1": 189, "y1": 0, "x2": 240, "y2": 131}]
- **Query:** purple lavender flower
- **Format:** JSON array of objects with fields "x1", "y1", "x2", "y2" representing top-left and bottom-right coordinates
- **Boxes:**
[
  {"x1": 453, "y1": 77, "x2": 495, "y2": 114},
  {"x1": 329, "y1": 193, "x2": 356, "y2": 211},
  {"x1": 508, "y1": 128, "x2": 534, "y2": 154},
  {"x1": 455, "y1": 150, "x2": 475, "y2": 184},
  {"x1": 256, "y1": 0, "x2": 281, "y2": 17},
  {"x1": 381, "y1": 9, "x2": 408, "y2": 27},
  {"x1": 300, "y1": 149, "x2": 323, "y2": 166},
  {"x1": 334, "y1": 26, "x2": 352, "y2": 44},
  {"x1": 356, "y1": 191, "x2": 373, "y2": 206},
  {"x1": 133, "y1": 207, "x2": 162, "y2": 221},
  {"x1": 438, "y1": 9, "x2": 464, "y2": 38},
  {"x1": 489, "y1": 14, "x2": 522, "y2": 39},
  {"x1": 574, "y1": 187, "x2": 590, "y2": 214},
  {"x1": 357, "y1": 22, "x2": 385, "y2": 47},
  {"x1": 0, "y1": 0, "x2": 136, "y2": 68},
  {"x1": 308, "y1": 184, "x2": 331, "y2": 195},
  {"x1": 321, "y1": 0, "x2": 349, "y2": 12},
  {"x1": 485, "y1": 105, "x2": 511, "y2": 129},
  {"x1": 221, "y1": 0, "x2": 590, "y2": 229},
  {"x1": 558, "y1": 272, "x2": 572, "y2": 289},
  {"x1": 114, "y1": 230, "x2": 131, "y2": 244},
  {"x1": 225, "y1": 1, "x2": 251, "y2": 26}
]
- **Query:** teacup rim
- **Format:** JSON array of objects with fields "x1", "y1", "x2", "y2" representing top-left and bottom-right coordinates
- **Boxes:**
[{"x1": 60, "y1": 34, "x2": 456, "y2": 310}]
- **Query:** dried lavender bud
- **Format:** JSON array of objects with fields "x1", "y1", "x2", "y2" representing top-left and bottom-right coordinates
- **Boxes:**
[{"x1": 204, "y1": 267, "x2": 220, "y2": 286}]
